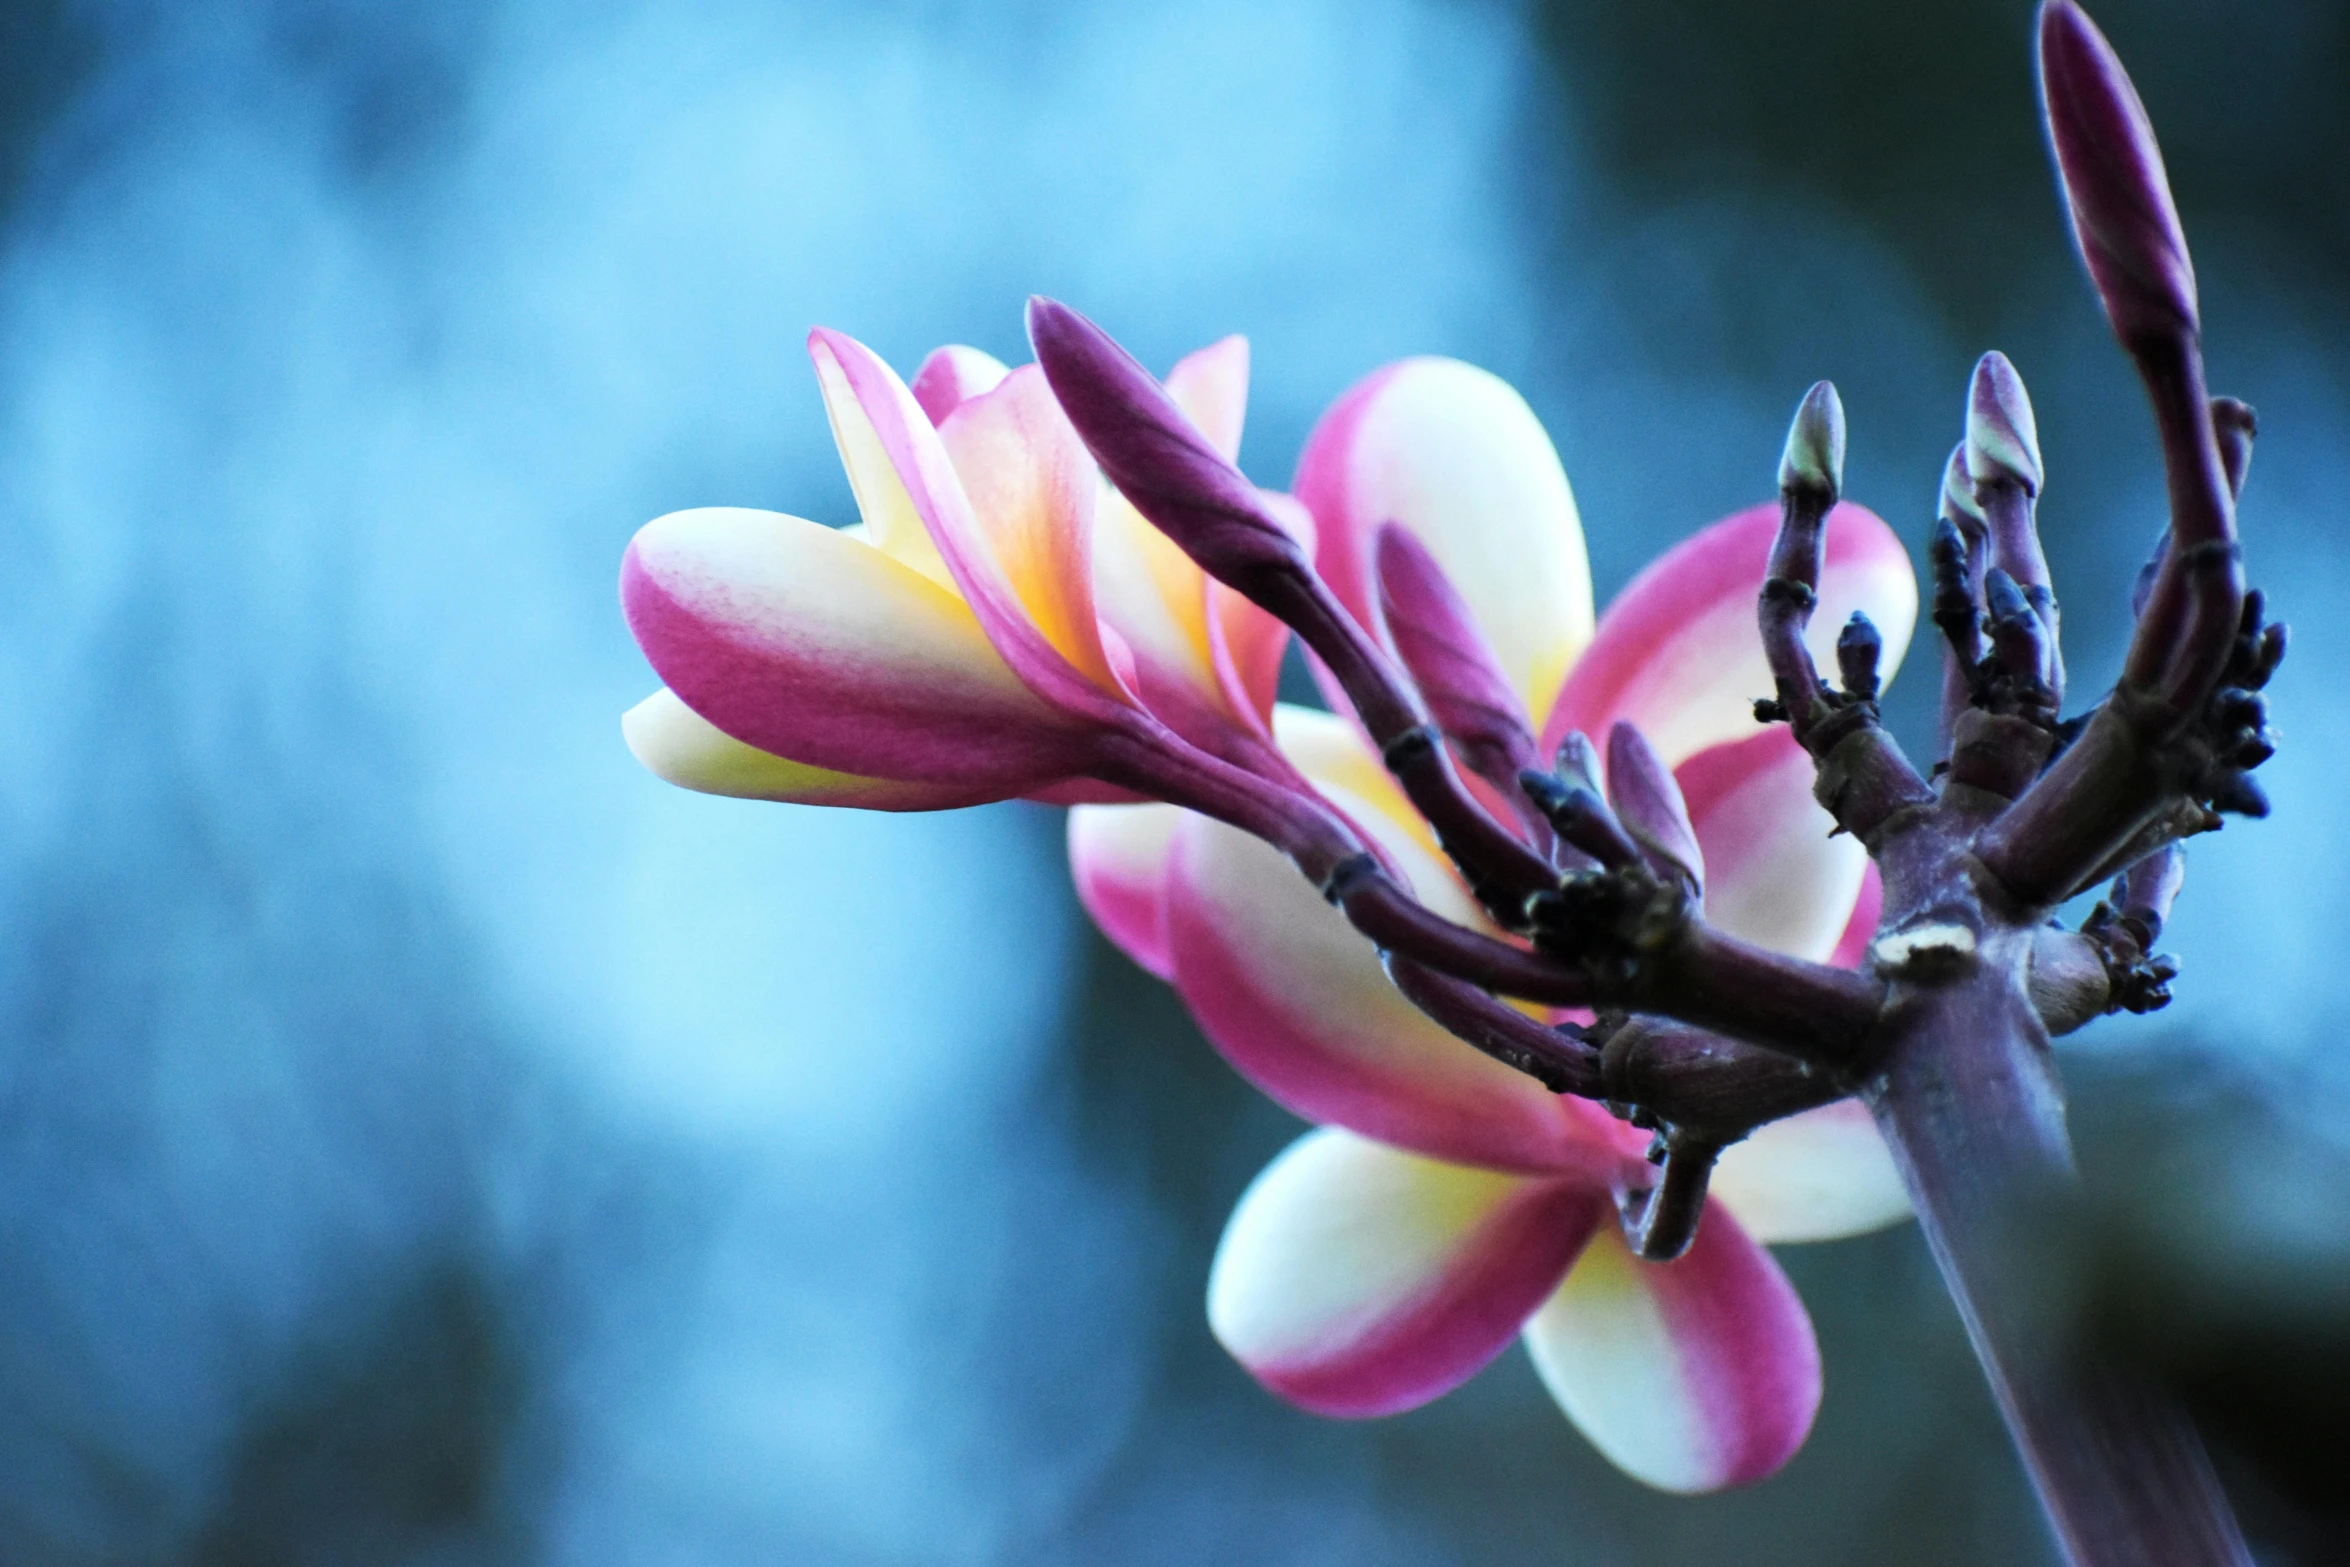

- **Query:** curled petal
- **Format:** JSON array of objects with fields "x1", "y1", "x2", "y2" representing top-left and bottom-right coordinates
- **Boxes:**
[
  {"x1": 1524, "y1": 1210, "x2": 1821, "y2": 1493},
  {"x1": 1164, "y1": 809, "x2": 1598, "y2": 1176},
  {"x1": 910, "y1": 344, "x2": 1011, "y2": 425},
  {"x1": 812, "y1": 334, "x2": 951, "y2": 585},
  {"x1": 937, "y1": 364, "x2": 1123, "y2": 693},
  {"x1": 1209, "y1": 1128, "x2": 1605, "y2": 1418},
  {"x1": 814, "y1": 330, "x2": 1125, "y2": 715},
  {"x1": 1676, "y1": 728, "x2": 1868, "y2": 962},
  {"x1": 1709, "y1": 1100, "x2": 1911, "y2": 1244},
  {"x1": 1297, "y1": 358, "x2": 1593, "y2": 721},
  {"x1": 622, "y1": 688, "x2": 999, "y2": 810},
  {"x1": 621, "y1": 507, "x2": 1089, "y2": 789},
  {"x1": 1068, "y1": 802, "x2": 1183, "y2": 979},
  {"x1": 1546, "y1": 501, "x2": 1916, "y2": 768},
  {"x1": 1092, "y1": 486, "x2": 1220, "y2": 709}
]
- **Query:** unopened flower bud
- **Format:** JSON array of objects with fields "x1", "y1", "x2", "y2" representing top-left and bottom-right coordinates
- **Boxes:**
[
  {"x1": 1375, "y1": 525, "x2": 1534, "y2": 773},
  {"x1": 1940, "y1": 445, "x2": 1985, "y2": 528},
  {"x1": 1552, "y1": 729, "x2": 1603, "y2": 794},
  {"x1": 1965, "y1": 351, "x2": 2044, "y2": 495},
  {"x1": 1778, "y1": 380, "x2": 1846, "y2": 500},
  {"x1": 1836, "y1": 612, "x2": 1884, "y2": 701},
  {"x1": 2038, "y1": 0, "x2": 2198, "y2": 343},
  {"x1": 1605, "y1": 723, "x2": 1703, "y2": 890},
  {"x1": 1027, "y1": 296, "x2": 1304, "y2": 584}
]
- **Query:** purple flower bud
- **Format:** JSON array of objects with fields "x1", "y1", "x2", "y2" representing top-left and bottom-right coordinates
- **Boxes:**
[
  {"x1": 1605, "y1": 722, "x2": 1703, "y2": 890},
  {"x1": 1026, "y1": 296, "x2": 1304, "y2": 583},
  {"x1": 1939, "y1": 444, "x2": 1985, "y2": 527},
  {"x1": 2038, "y1": 0, "x2": 2198, "y2": 343},
  {"x1": 1375, "y1": 524, "x2": 1537, "y2": 775},
  {"x1": 1965, "y1": 351, "x2": 2044, "y2": 495},
  {"x1": 1778, "y1": 380, "x2": 1846, "y2": 499},
  {"x1": 1552, "y1": 729, "x2": 1603, "y2": 795}
]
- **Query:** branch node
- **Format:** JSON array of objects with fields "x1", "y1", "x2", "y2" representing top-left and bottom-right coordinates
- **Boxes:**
[{"x1": 1317, "y1": 852, "x2": 1379, "y2": 906}]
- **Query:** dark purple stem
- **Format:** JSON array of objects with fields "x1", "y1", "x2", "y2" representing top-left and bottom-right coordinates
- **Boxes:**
[{"x1": 1866, "y1": 957, "x2": 2250, "y2": 1566}]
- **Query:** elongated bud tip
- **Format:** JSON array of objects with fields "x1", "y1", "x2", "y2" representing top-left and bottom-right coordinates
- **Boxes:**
[
  {"x1": 1928, "y1": 515, "x2": 1966, "y2": 570},
  {"x1": 1552, "y1": 730, "x2": 1602, "y2": 793},
  {"x1": 1605, "y1": 721, "x2": 1704, "y2": 887},
  {"x1": 2038, "y1": 0, "x2": 2198, "y2": 342},
  {"x1": 1778, "y1": 380, "x2": 1846, "y2": 499},
  {"x1": 1940, "y1": 444, "x2": 1985, "y2": 526},
  {"x1": 1965, "y1": 351, "x2": 2044, "y2": 494},
  {"x1": 2211, "y1": 397, "x2": 2257, "y2": 500},
  {"x1": 1836, "y1": 611, "x2": 1883, "y2": 700},
  {"x1": 1376, "y1": 523, "x2": 1528, "y2": 750},
  {"x1": 1026, "y1": 296, "x2": 1299, "y2": 573}
]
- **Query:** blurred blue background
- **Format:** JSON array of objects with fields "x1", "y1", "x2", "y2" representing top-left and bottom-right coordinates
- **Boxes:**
[{"x1": 0, "y1": 1, "x2": 2345, "y2": 1562}]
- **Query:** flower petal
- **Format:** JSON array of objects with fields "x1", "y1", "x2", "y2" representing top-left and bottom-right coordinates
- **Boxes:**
[
  {"x1": 622, "y1": 687, "x2": 1000, "y2": 810},
  {"x1": 1830, "y1": 860, "x2": 1884, "y2": 969},
  {"x1": 1545, "y1": 501, "x2": 1917, "y2": 768},
  {"x1": 621, "y1": 507, "x2": 1089, "y2": 789},
  {"x1": 1164, "y1": 334, "x2": 1249, "y2": 462},
  {"x1": 1677, "y1": 728, "x2": 1868, "y2": 962},
  {"x1": 1163, "y1": 807, "x2": 1599, "y2": 1175},
  {"x1": 1709, "y1": 1099, "x2": 1911, "y2": 1244},
  {"x1": 811, "y1": 334, "x2": 952, "y2": 586},
  {"x1": 1297, "y1": 357, "x2": 1593, "y2": 722},
  {"x1": 1208, "y1": 1127, "x2": 1606, "y2": 1417},
  {"x1": 1091, "y1": 484, "x2": 1219, "y2": 708},
  {"x1": 812, "y1": 330, "x2": 1124, "y2": 715},
  {"x1": 1068, "y1": 802, "x2": 1182, "y2": 979},
  {"x1": 1524, "y1": 1208, "x2": 1821, "y2": 1493},
  {"x1": 910, "y1": 344, "x2": 1010, "y2": 425},
  {"x1": 1271, "y1": 703, "x2": 1442, "y2": 866},
  {"x1": 936, "y1": 363, "x2": 1123, "y2": 692}
]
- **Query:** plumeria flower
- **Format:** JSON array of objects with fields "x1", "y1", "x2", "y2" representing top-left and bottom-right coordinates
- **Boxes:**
[
  {"x1": 620, "y1": 322, "x2": 1919, "y2": 1494},
  {"x1": 619, "y1": 326, "x2": 1318, "y2": 831},
  {"x1": 1066, "y1": 357, "x2": 1922, "y2": 1491}
]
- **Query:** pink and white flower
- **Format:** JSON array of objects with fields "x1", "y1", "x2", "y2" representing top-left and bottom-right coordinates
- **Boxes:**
[
  {"x1": 620, "y1": 327, "x2": 1306, "y2": 825},
  {"x1": 621, "y1": 326, "x2": 1920, "y2": 1493},
  {"x1": 1067, "y1": 357, "x2": 1920, "y2": 1490}
]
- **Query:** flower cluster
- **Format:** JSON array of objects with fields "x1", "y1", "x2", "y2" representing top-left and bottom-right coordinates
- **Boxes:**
[{"x1": 620, "y1": 308, "x2": 1920, "y2": 1491}]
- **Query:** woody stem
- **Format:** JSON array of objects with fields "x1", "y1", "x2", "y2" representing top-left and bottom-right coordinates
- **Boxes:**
[{"x1": 1866, "y1": 960, "x2": 2250, "y2": 1567}]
